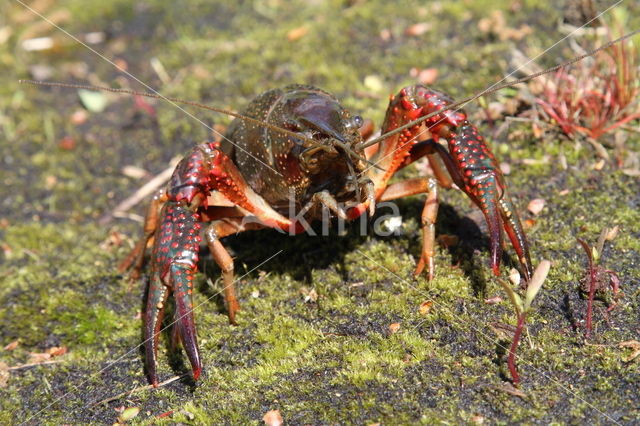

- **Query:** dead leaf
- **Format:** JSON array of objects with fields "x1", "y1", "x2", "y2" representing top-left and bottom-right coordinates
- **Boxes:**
[
  {"x1": 619, "y1": 340, "x2": 640, "y2": 362},
  {"x1": 287, "y1": 26, "x2": 308, "y2": 41},
  {"x1": 70, "y1": 109, "x2": 88, "y2": 125},
  {"x1": 27, "y1": 352, "x2": 51, "y2": 364},
  {"x1": 418, "y1": 301, "x2": 433, "y2": 315},
  {"x1": 604, "y1": 226, "x2": 619, "y2": 241},
  {"x1": 263, "y1": 409, "x2": 283, "y2": 426},
  {"x1": 410, "y1": 67, "x2": 438, "y2": 85},
  {"x1": 405, "y1": 22, "x2": 431, "y2": 36},
  {"x1": 122, "y1": 165, "x2": 148, "y2": 180},
  {"x1": 300, "y1": 287, "x2": 318, "y2": 303},
  {"x1": 494, "y1": 382, "x2": 527, "y2": 398},
  {"x1": 4, "y1": 340, "x2": 19, "y2": 351},
  {"x1": 118, "y1": 406, "x2": 140, "y2": 422},
  {"x1": 527, "y1": 198, "x2": 545, "y2": 215},
  {"x1": 0, "y1": 362, "x2": 8, "y2": 388},
  {"x1": 509, "y1": 268, "x2": 521, "y2": 287},
  {"x1": 47, "y1": 346, "x2": 67, "y2": 357},
  {"x1": 593, "y1": 159, "x2": 605, "y2": 171},
  {"x1": 471, "y1": 414, "x2": 485, "y2": 424},
  {"x1": 484, "y1": 296, "x2": 503, "y2": 304}
]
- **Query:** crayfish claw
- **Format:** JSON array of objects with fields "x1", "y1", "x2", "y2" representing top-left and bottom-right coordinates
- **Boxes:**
[
  {"x1": 143, "y1": 272, "x2": 168, "y2": 387},
  {"x1": 143, "y1": 202, "x2": 203, "y2": 385},
  {"x1": 499, "y1": 197, "x2": 533, "y2": 281},
  {"x1": 170, "y1": 262, "x2": 202, "y2": 381}
]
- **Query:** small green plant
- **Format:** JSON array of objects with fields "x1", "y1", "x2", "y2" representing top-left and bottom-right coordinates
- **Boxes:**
[
  {"x1": 497, "y1": 260, "x2": 550, "y2": 385},
  {"x1": 577, "y1": 227, "x2": 621, "y2": 338}
]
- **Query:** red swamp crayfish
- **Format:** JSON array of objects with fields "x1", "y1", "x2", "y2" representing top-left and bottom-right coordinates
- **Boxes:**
[
  {"x1": 118, "y1": 83, "x2": 533, "y2": 386},
  {"x1": 21, "y1": 31, "x2": 635, "y2": 386}
]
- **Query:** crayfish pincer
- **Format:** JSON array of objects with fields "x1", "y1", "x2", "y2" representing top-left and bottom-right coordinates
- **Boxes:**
[{"x1": 120, "y1": 84, "x2": 532, "y2": 386}]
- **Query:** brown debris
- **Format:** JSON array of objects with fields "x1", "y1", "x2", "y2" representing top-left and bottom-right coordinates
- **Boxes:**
[
  {"x1": 527, "y1": 198, "x2": 545, "y2": 215},
  {"x1": 418, "y1": 301, "x2": 433, "y2": 315},
  {"x1": 263, "y1": 409, "x2": 283, "y2": 426},
  {"x1": 405, "y1": 22, "x2": 431, "y2": 37},
  {"x1": 3, "y1": 340, "x2": 19, "y2": 351},
  {"x1": 287, "y1": 26, "x2": 308, "y2": 41},
  {"x1": 619, "y1": 340, "x2": 640, "y2": 362}
]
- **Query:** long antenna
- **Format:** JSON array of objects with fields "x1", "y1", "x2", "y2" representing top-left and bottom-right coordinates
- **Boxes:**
[
  {"x1": 19, "y1": 79, "x2": 380, "y2": 168},
  {"x1": 358, "y1": 28, "x2": 640, "y2": 149},
  {"x1": 18, "y1": 79, "x2": 324, "y2": 146},
  {"x1": 20, "y1": 27, "x2": 640, "y2": 155}
]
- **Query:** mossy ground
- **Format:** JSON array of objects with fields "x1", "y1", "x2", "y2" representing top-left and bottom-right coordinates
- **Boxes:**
[{"x1": 1, "y1": 0, "x2": 639, "y2": 424}]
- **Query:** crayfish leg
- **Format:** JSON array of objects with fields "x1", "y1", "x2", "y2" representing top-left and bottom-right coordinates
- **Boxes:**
[
  {"x1": 119, "y1": 190, "x2": 167, "y2": 279},
  {"x1": 379, "y1": 177, "x2": 439, "y2": 280},
  {"x1": 205, "y1": 225, "x2": 240, "y2": 325}
]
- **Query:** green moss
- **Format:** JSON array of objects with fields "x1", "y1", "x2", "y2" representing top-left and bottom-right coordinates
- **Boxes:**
[{"x1": 1, "y1": 0, "x2": 639, "y2": 423}]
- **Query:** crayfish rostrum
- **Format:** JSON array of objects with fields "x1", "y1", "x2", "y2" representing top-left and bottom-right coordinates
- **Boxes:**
[{"x1": 120, "y1": 84, "x2": 532, "y2": 385}]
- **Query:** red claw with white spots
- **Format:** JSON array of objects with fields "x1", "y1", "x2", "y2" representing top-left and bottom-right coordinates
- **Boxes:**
[{"x1": 122, "y1": 84, "x2": 532, "y2": 385}]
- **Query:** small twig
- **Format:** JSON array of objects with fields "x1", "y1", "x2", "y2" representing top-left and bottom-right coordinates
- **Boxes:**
[
  {"x1": 577, "y1": 238, "x2": 597, "y2": 338},
  {"x1": 90, "y1": 375, "x2": 183, "y2": 406},
  {"x1": 8, "y1": 359, "x2": 66, "y2": 371},
  {"x1": 99, "y1": 157, "x2": 180, "y2": 225}
]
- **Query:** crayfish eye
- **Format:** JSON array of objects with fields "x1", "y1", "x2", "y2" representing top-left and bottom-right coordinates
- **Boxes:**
[{"x1": 346, "y1": 115, "x2": 364, "y2": 130}]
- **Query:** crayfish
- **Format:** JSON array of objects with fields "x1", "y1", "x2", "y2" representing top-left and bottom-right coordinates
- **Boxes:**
[{"x1": 115, "y1": 84, "x2": 532, "y2": 385}]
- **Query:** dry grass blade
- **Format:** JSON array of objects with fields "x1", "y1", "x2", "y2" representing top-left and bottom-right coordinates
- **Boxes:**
[{"x1": 90, "y1": 375, "x2": 183, "y2": 407}]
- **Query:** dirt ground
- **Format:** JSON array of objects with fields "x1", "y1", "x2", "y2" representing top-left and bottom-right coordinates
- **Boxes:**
[{"x1": 1, "y1": 0, "x2": 639, "y2": 424}]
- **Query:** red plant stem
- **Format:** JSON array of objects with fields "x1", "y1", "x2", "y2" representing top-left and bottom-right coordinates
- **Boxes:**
[
  {"x1": 507, "y1": 312, "x2": 526, "y2": 386},
  {"x1": 585, "y1": 260, "x2": 597, "y2": 339}
]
